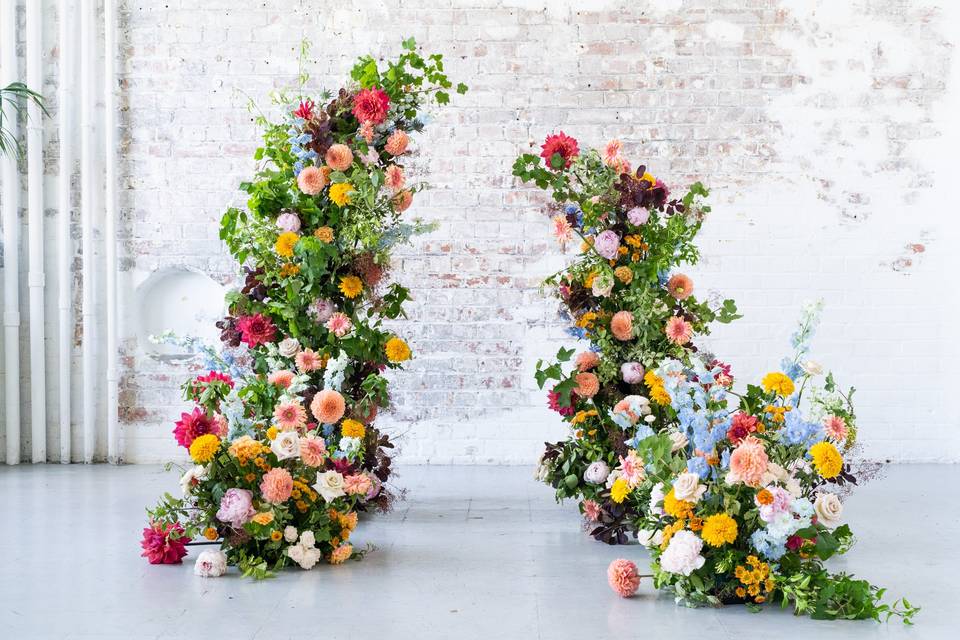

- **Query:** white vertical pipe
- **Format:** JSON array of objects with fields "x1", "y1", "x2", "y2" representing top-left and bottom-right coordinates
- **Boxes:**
[
  {"x1": 80, "y1": 0, "x2": 96, "y2": 462},
  {"x1": 104, "y1": 0, "x2": 118, "y2": 463},
  {"x1": 58, "y1": 0, "x2": 74, "y2": 464},
  {"x1": 1, "y1": 0, "x2": 21, "y2": 465},
  {"x1": 26, "y1": 0, "x2": 46, "y2": 463}
]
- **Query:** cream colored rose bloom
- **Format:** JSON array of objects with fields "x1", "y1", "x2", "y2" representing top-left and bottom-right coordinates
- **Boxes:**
[
  {"x1": 668, "y1": 430, "x2": 688, "y2": 452},
  {"x1": 814, "y1": 493, "x2": 843, "y2": 528},
  {"x1": 313, "y1": 470, "x2": 346, "y2": 503},
  {"x1": 278, "y1": 337, "x2": 301, "y2": 358},
  {"x1": 637, "y1": 529, "x2": 663, "y2": 548},
  {"x1": 270, "y1": 430, "x2": 300, "y2": 460},
  {"x1": 762, "y1": 462, "x2": 802, "y2": 498},
  {"x1": 672, "y1": 471, "x2": 706, "y2": 503}
]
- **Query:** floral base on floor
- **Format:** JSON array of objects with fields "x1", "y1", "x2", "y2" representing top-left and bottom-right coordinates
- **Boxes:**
[{"x1": 141, "y1": 39, "x2": 466, "y2": 579}]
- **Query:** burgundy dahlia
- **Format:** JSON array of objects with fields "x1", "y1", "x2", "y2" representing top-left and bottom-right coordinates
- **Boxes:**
[
  {"x1": 173, "y1": 406, "x2": 216, "y2": 449},
  {"x1": 236, "y1": 313, "x2": 277, "y2": 347}
]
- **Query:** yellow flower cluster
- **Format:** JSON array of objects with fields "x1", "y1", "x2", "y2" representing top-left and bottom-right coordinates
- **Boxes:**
[
  {"x1": 229, "y1": 435, "x2": 268, "y2": 465},
  {"x1": 764, "y1": 404, "x2": 791, "y2": 425},
  {"x1": 341, "y1": 419, "x2": 366, "y2": 439},
  {"x1": 663, "y1": 488, "x2": 694, "y2": 520},
  {"x1": 189, "y1": 434, "x2": 220, "y2": 463},
  {"x1": 701, "y1": 513, "x2": 738, "y2": 547},
  {"x1": 251, "y1": 512, "x2": 274, "y2": 526},
  {"x1": 385, "y1": 337, "x2": 412, "y2": 363},
  {"x1": 329, "y1": 182, "x2": 353, "y2": 206},
  {"x1": 761, "y1": 371, "x2": 795, "y2": 397},
  {"x1": 279, "y1": 263, "x2": 300, "y2": 278},
  {"x1": 571, "y1": 409, "x2": 598, "y2": 425},
  {"x1": 576, "y1": 312, "x2": 598, "y2": 330},
  {"x1": 660, "y1": 520, "x2": 685, "y2": 550},
  {"x1": 339, "y1": 275, "x2": 363, "y2": 299},
  {"x1": 292, "y1": 478, "x2": 318, "y2": 513},
  {"x1": 734, "y1": 555, "x2": 775, "y2": 602},
  {"x1": 809, "y1": 441, "x2": 843, "y2": 478},
  {"x1": 644, "y1": 370, "x2": 671, "y2": 405},
  {"x1": 275, "y1": 232, "x2": 299, "y2": 258}
]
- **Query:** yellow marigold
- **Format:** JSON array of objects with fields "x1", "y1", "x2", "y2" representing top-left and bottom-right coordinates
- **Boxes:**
[
  {"x1": 584, "y1": 271, "x2": 598, "y2": 288},
  {"x1": 650, "y1": 385, "x2": 671, "y2": 406},
  {"x1": 663, "y1": 488, "x2": 694, "y2": 519},
  {"x1": 761, "y1": 372, "x2": 795, "y2": 397},
  {"x1": 329, "y1": 182, "x2": 353, "y2": 206},
  {"x1": 340, "y1": 511, "x2": 358, "y2": 531},
  {"x1": 339, "y1": 275, "x2": 363, "y2": 299},
  {"x1": 571, "y1": 409, "x2": 598, "y2": 425},
  {"x1": 189, "y1": 434, "x2": 220, "y2": 463},
  {"x1": 279, "y1": 263, "x2": 300, "y2": 278},
  {"x1": 610, "y1": 477, "x2": 630, "y2": 503},
  {"x1": 809, "y1": 441, "x2": 843, "y2": 479},
  {"x1": 576, "y1": 312, "x2": 598, "y2": 330},
  {"x1": 266, "y1": 426, "x2": 278, "y2": 440},
  {"x1": 314, "y1": 226, "x2": 334, "y2": 243},
  {"x1": 203, "y1": 527, "x2": 218, "y2": 541},
  {"x1": 385, "y1": 336, "x2": 412, "y2": 363},
  {"x1": 270, "y1": 530, "x2": 283, "y2": 542},
  {"x1": 625, "y1": 234, "x2": 643, "y2": 248},
  {"x1": 660, "y1": 520, "x2": 685, "y2": 550},
  {"x1": 275, "y1": 231, "x2": 299, "y2": 258},
  {"x1": 341, "y1": 419, "x2": 366, "y2": 439},
  {"x1": 614, "y1": 266, "x2": 633, "y2": 284},
  {"x1": 701, "y1": 513, "x2": 738, "y2": 547},
  {"x1": 252, "y1": 512, "x2": 274, "y2": 526}
]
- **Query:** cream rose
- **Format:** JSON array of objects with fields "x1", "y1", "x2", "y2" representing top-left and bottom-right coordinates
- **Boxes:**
[
  {"x1": 313, "y1": 470, "x2": 346, "y2": 503},
  {"x1": 672, "y1": 471, "x2": 706, "y2": 503},
  {"x1": 270, "y1": 430, "x2": 300, "y2": 460},
  {"x1": 668, "y1": 430, "x2": 688, "y2": 453},
  {"x1": 814, "y1": 492, "x2": 843, "y2": 528},
  {"x1": 278, "y1": 337, "x2": 301, "y2": 358}
]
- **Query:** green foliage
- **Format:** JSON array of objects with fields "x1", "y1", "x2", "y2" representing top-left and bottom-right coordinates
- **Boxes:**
[{"x1": 0, "y1": 82, "x2": 47, "y2": 159}]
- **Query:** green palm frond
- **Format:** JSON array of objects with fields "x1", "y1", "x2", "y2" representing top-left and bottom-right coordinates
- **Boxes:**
[{"x1": 0, "y1": 82, "x2": 48, "y2": 160}]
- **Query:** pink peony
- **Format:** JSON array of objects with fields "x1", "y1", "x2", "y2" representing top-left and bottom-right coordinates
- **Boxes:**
[
  {"x1": 173, "y1": 407, "x2": 215, "y2": 449},
  {"x1": 352, "y1": 87, "x2": 390, "y2": 125},
  {"x1": 582, "y1": 499, "x2": 601, "y2": 522},
  {"x1": 384, "y1": 164, "x2": 405, "y2": 191},
  {"x1": 343, "y1": 473, "x2": 374, "y2": 496},
  {"x1": 325, "y1": 144, "x2": 354, "y2": 172},
  {"x1": 575, "y1": 351, "x2": 600, "y2": 372},
  {"x1": 824, "y1": 415, "x2": 849, "y2": 442},
  {"x1": 295, "y1": 348, "x2": 323, "y2": 373},
  {"x1": 260, "y1": 467, "x2": 294, "y2": 504},
  {"x1": 216, "y1": 488, "x2": 255, "y2": 529},
  {"x1": 364, "y1": 472, "x2": 382, "y2": 500},
  {"x1": 540, "y1": 131, "x2": 579, "y2": 169},
  {"x1": 273, "y1": 401, "x2": 307, "y2": 431},
  {"x1": 299, "y1": 435, "x2": 328, "y2": 467},
  {"x1": 276, "y1": 212, "x2": 301, "y2": 233},
  {"x1": 325, "y1": 312, "x2": 353, "y2": 337},
  {"x1": 140, "y1": 521, "x2": 188, "y2": 565},
  {"x1": 728, "y1": 436, "x2": 769, "y2": 487},
  {"x1": 664, "y1": 316, "x2": 693, "y2": 345},
  {"x1": 621, "y1": 362, "x2": 645, "y2": 384},
  {"x1": 297, "y1": 166, "x2": 328, "y2": 195},
  {"x1": 593, "y1": 230, "x2": 620, "y2": 260},
  {"x1": 607, "y1": 559, "x2": 641, "y2": 597},
  {"x1": 309, "y1": 298, "x2": 335, "y2": 323},
  {"x1": 236, "y1": 313, "x2": 277, "y2": 347},
  {"x1": 267, "y1": 369, "x2": 295, "y2": 389},
  {"x1": 626, "y1": 206, "x2": 650, "y2": 226},
  {"x1": 385, "y1": 129, "x2": 409, "y2": 155}
]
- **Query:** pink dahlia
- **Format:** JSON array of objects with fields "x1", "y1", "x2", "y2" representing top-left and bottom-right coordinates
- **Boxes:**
[
  {"x1": 575, "y1": 351, "x2": 600, "y2": 372},
  {"x1": 325, "y1": 312, "x2": 353, "y2": 338},
  {"x1": 260, "y1": 467, "x2": 294, "y2": 504},
  {"x1": 664, "y1": 316, "x2": 693, "y2": 346},
  {"x1": 352, "y1": 87, "x2": 390, "y2": 125},
  {"x1": 273, "y1": 401, "x2": 307, "y2": 431},
  {"x1": 611, "y1": 311, "x2": 634, "y2": 341},
  {"x1": 325, "y1": 144, "x2": 354, "y2": 172},
  {"x1": 385, "y1": 164, "x2": 405, "y2": 192},
  {"x1": 547, "y1": 387, "x2": 577, "y2": 417},
  {"x1": 607, "y1": 559, "x2": 641, "y2": 597},
  {"x1": 211, "y1": 413, "x2": 229, "y2": 438},
  {"x1": 574, "y1": 372, "x2": 600, "y2": 398},
  {"x1": 140, "y1": 521, "x2": 188, "y2": 565},
  {"x1": 385, "y1": 129, "x2": 409, "y2": 156},
  {"x1": 551, "y1": 214, "x2": 573, "y2": 247},
  {"x1": 603, "y1": 139, "x2": 622, "y2": 166},
  {"x1": 344, "y1": 473, "x2": 374, "y2": 496},
  {"x1": 297, "y1": 166, "x2": 328, "y2": 196},
  {"x1": 824, "y1": 415, "x2": 849, "y2": 442},
  {"x1": 393, "y1": 190, "x2": 413, "y2": 212},
  {"x1": 299, "y1": 435, "x2": 328, "y2": 467},
  {"x1": 236, "y1": 313, "x2": 277, "y2": 347},
  {"x1": 727, "y1": 412, "x2": 758, "y2": 445},
  {"x1": 540, "y1": 131, "x2": 579, "y2": 169},
  {"x1": 173, "y1": 407, "x2": 215, "y2": 449},
  {"x1": 729, "y1": 436, "x2": 769, "y2": 487},
  {"x1": 359, "y1": 121, "x2": 374, "y2": 143},
  {"x1": 582, "y1": 499, "x2": 601, "y2": 522}
]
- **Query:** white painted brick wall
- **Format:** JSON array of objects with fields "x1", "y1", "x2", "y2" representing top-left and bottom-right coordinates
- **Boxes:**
[{"x1": 2, "y1": 0, "x2": 958, "y2": 464}]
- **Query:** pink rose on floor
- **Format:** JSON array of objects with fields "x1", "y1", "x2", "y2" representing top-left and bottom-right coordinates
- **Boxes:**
[
  {"x1": 216, "y1": 488, "x2": 256, "y2": 528},
  {"x1": 593, "y1": 230, "x2": 620, "y2": 259},
  {"x1": 582, "y1": 499, "x2": 601, "y2": 522},
  {"x1": 260, "y1": 468, "x2": 294, "y2": 504},
  {"x1": 276, "y1": 212, "x2": 301, "y2": 233},
  {"x1": 621, "y1": 362, "x2": 644, "y2": 384},
  {"x1": 140, "y1": 521, "x2": 189, "y2": 565},
  {"x1": 627, "y1": 206, "x2": 650, "y2": 226},
  {"x1": 607, "y1": 559, "x2": 641, "y2": 597}
]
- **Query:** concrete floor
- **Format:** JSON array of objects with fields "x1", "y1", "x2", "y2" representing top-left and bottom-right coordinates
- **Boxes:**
[{"x1": 1, "y1": 464, "x2": 955, "y2": 639}]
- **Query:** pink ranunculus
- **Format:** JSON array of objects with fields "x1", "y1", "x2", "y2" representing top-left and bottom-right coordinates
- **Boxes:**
[
  {"x1": 140, "y1": 521, "x2": 189, "y2": 565},
  {"x1": 276, "y1": 212, "x2": 301, "y2": 233},
  {"x1": 593, "y1": 230, "x2": 621, "y2": 260},
  {"x1": 607, "y1": 559, "x2": 641, "y2": 597},
  {"x1": 260, "y1": 468, "x2": 294, "y2": 504},
  {"x1": 216, "y1": 488, "x2": 256, "y2": 529},
  {"x1": 626, "y1": 206, "x2": 650, "y2": 226},
  {"x1": 621, "y1": 362, "x2": 645, "y2": 384}
]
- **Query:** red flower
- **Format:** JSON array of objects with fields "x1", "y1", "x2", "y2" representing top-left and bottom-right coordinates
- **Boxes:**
[
  {"x1": 547, "y1": 387, "x2": 577, "y2": 417},
  {"x1": 352, "y1": 88, "x2": 390, "y2": 125},
  {"x1": 140, "y1": 521, "x2": 188, "y2": 565},
  {"x1": 540, "y1": 131, "x2": 579, "y2": 169},
  {"x1": 236, "y1": 313, "x2": 277, "y2": 347},
  {"x1": 709, "y1": 359, "x2": 734, "y2": 387},
  {"x1": 331, "y1": 457, "x2": 354, "y2": 474},
  {"x1": 727, "y1": 412, "x2": 759, "y2": 445},
  {"x1": 173, "y1": 407, "x2": 216, "y2": 449},
  {"x1": 293, "y1": 99, "x2": 315, "y2": 120}
]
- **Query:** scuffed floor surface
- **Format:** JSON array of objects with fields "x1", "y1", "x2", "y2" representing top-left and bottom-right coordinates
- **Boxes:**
[{"x1": 1, "y1": 464, "x2": 954, "y2": 639}]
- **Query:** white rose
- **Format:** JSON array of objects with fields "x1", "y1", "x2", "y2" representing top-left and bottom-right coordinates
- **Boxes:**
[
  {"x1": 270, "y1": 431, "x2": 300, "y2": 461},
  {"x1": 179, "y1": 465, "x2": 208, "y2": 495},
  {"x1": 283, "y1": 526, "x2": 298, "y2": 543},
  {"x1": 313, "y1": 470, "x2": 346, "y2": 503},
  {"x1": 299, "y1": 530, "x2": 316, "y2": 548},
  {"x1": 659, "y1": 530, "x2": 706, "y2": 576},
  {"x1": 583, "y1": 460, "x2": 610, "y2": 485},
  {"x1": 668, "y1": 430, "x2": 688, "y2": 453},
  {"x1": 814, "y1": 493, "x2": 843, "y2": 528},
  {"x1": 672, "y1": 471, "x2": 706, "y2": 503},
  {"x1": 636, "y1": 529, "x2": 662, "y2": 548},
  {"x1": 649, "y1": 482, "x2": 665, "y2": 515},
  {"x1": 287, "y1": 541, "x2": 322, "y2": 570},
  {"x1": 278, "y1": 337, "x2": 301, "y2": 358},
  {"x1": 801, "y1": 360, "x2": 823, "y2": 376},
  {"x1": 193, "y1": 549, "x2": 227, "y2": 578}
]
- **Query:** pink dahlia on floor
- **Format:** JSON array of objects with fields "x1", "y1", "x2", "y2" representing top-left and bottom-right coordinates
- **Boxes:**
[
  {"x1": 824, "y1": 415, "x2": 849, "y2": 442},
  {"x1": 325, "y1": 312, "x2": 353, "y2": 337},
  {"x1": 173, "y1": 407, "x2": 216, "y2": 449},
  {"x1": 236, "y1": 313, "x2": 277, "y2": 347},
  {"x1": 329, "y1": 543, "x2": 353, "y2": 565},
  {"x1": 582, "y1": 499, "x2": 601, "y2": 522},
  {"x1": 540, "y1": 131, "x2": 579, "y2": 169},
  {"x1": 352, "y1": 87, "x2": 390, "y2": 125},
  {"x1": 140, "y1": 521, "x2": 188, "y2": 565},
  {"x1": 260, "y1": 467, "x2": 294, "y2": 504},
  {"x1": 664, "y1": 316, "x2": 693, "y2": 345},
  {"x1": 607, "y1": 559, "x2": 641, "y2": 597},
  {"x1": 273, "y1": 401, "x2": 307, "y2": 431}
]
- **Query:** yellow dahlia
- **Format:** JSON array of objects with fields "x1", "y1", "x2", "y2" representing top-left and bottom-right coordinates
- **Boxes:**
[
  {"x1": 385, "y1": 337, "x2": 412, "y2": 363},
  {"x1": 610, "y1": 477, "x2": 630, "y2": 503},
  {"x1": 329, "y1": 182, "x2": 353, "y2": 206},
  {"x1": 189, "y1": 434, "x2": 220, "y2": 463},
  {"x1": 339, "y1": 275, "x2": 363, "y2": 299},
  {"x1": 809, "y1": 441, "x2": 843, "y2": 479},
  {"x1": 701, "y1": 513, "x2": 738, "y2": 547},
  {"x1": 761, "y1": 372, "x2": 795, "y2": 397},
  {"x1": 275, "y1": 231, "x2": 299, "y2": 258}
]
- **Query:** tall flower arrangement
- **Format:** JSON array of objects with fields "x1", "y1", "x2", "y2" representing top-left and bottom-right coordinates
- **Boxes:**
[
  {"x1": 513, "y1": 135, "x2": 740, "y2": 543},
  {"x1": 142, "y1": 39, "x2": 466, "y2": 578}
]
